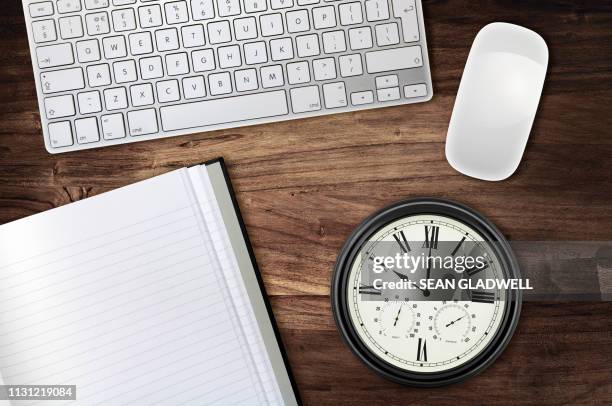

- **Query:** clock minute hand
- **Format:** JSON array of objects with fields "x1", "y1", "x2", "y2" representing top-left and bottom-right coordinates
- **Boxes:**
[{"x1": 392, "y1": 270, "x2": 426, "y2": 293}]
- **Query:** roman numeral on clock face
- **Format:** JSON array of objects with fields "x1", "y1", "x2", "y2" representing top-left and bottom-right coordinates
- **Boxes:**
[
  {"x1": 416, "y1": 338, "x2": 427, "y2": 362},
  {"x1": 471, "y1": 290, "x2": 495, "y2": 304},
  {"x1": 358, "y1": 284, "x2": 382, "y2": 295},
  {"x1": 423, "y1": 225, "x2": 439, "y2": 249},
  {"x1": 392, "y1": 230, "x2": 411, "y2": 253}
]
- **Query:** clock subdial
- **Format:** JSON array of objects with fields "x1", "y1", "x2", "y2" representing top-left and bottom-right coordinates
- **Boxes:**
[
  {"x1": 377, "y1": 302, "x2": 416, "y2": 339},
  {"x1": 433, "y1": 303, "x2": 474, "y2": 343}
]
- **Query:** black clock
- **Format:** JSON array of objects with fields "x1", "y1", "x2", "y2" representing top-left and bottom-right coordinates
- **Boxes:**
[{"x1": 331, "y1": 198, "x2": 522, "y2": 387}]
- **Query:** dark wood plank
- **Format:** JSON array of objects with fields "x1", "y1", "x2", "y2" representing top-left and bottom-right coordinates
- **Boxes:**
[{"x1": 0, "y1": 0, "x2": 611, "y2": 404}]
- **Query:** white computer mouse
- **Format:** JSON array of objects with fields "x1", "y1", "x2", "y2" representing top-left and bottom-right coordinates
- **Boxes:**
[{"x1": 445, "y1": 22, "x2": 548, "y2": 181}]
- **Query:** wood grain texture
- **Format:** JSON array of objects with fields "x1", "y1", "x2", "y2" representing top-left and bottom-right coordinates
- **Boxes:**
[{"x1": 1, "y1": 0, "x2": 611, "y2": 404}]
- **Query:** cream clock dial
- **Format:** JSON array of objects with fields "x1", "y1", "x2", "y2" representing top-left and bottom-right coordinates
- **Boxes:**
[{"x1": 332, "y1": 199, "x2": 521, "y2": 387}]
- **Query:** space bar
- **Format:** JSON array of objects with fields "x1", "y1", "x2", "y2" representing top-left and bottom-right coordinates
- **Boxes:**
[{"x1": 160, "y1": 90, "x2": 289, "y2": 131}]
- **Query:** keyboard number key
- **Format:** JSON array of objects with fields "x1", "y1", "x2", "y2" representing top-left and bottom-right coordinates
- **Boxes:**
[
  {"x1": 191, "y1": 0, "x2": 215, "y2": 20},
  {"x1": 112, "y1": 8, "x2": 137, "y2": 32},
  {"x1": 128, "y1": 109, "x2": 158, "y2": 136},
  {"x1": 139, "y1": 5, "x2": 163, "y2": 28},
  {"x1": 32, "y1": 20, "x2": 57, "y2": 43},
  {"x1": 48, "y1": 121, "x2": 73, "y2": 148},
  {"x1": 165, "y1": 1, "x2": 190, "y2": 24},
  {"x1": 216, "y1": 0, "x2": 241, "y2": 17},
  {"x1": 75, "y1": 117, "x2": 100, "y2": 144},
  {"x1": 101, "y1": 113, "x2": 126, "y2": 140},
  {"x1": 322, "y1": 82, "x2": 347, "y2": 109},
  {"x1": 85, "y1": 12, "x2": 110, "y2": 35}
]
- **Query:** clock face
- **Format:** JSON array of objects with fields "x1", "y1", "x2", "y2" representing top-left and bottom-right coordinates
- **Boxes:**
[{"x1": 332, "y1": 199, "x2": 521, "y2": 386}]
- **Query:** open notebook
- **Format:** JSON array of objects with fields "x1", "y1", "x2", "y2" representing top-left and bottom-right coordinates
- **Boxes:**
[{"x1": 0, "y1": 159, "x2": 300, "y2": 405}]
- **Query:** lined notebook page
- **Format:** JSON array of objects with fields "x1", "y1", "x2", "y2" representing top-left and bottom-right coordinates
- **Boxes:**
[
  {"x1": 0, "y1": 169, "x2": 266, "y2": 405},
  {"x1": 187, "y1": 166, "x2": 282, "y2": 405}
]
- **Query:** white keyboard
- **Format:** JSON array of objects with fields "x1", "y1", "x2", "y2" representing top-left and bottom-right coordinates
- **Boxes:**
[{"x1": 23, "y1": 0, "x2": 432, "y2": 153}]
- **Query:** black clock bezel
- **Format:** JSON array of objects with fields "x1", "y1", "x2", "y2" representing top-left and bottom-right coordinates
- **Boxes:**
[{"x1": 331, "y1": 198, "x2": 522, "y2": 387}]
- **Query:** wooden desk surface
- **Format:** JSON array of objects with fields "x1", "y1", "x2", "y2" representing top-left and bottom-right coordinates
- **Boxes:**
[{"x1": 1, "y1": 1, "x2": 611, "y2": 404}]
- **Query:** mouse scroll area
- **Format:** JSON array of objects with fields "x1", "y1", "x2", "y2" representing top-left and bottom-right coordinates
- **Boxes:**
[{"x1": 445, "y1": 23, "x2": 548, "y2": 181}]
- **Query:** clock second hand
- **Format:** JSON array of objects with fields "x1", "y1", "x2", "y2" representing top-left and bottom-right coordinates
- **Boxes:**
[
  {"x1": 393, "y1": 306, "x2": 402, "y2": 326},
  {"x1": 445, "y1": 315, "x2": 465, "y2": 328}
]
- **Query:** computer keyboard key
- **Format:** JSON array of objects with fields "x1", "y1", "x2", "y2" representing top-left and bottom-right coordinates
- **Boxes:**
[
  {"x1": 160, "y1": 90, "x2": 288, "y2": 131},
  {"x1": 271, "y1": 0, "x2": 294, "y2": 10},
  {"x1": 87, "y1": 64, "x2": 111, "y2": 87},
  {"x1": 101, "y1": 113, "x2": 126, "y2": 139},
  {"x1": 216, "y1": 0, "x2": 241, "y2": 17},
  {"x1": 165, "y1": 1, "x2": 191, "y2": 23},
  {"x1": 112, "y1": 8, "x2": 137, "y2": 31},
  {"x1": 377, "y1": 87, "x2": 400, "y2": 101},
  {"x1": 32, "y1": 20, "x2": 57, "y2": 43},
  {"x1": 376, "y1": 74, "x2": 398, "y2": 88},
  {"x1": 85, "y1": 12, "x2": 111, "y2": 35},
  {"x1": 365, "y1": 46, "x2": 423, "y2": 73},
  {"x1": 130, "y1": 83, "x2": 155, "y2": 106},
  {"x1": 339, "y1": 54, "x2": 363, "y2": 77},
  {"x1": 234, "y1": 69, "x2": 258, "y2": 92},
  {"x1": 29, "y1": 2, "x2": 54, "y2": 18},
  {"x1": 58, "y1": 16, "x2": 84, "y2": 39},
  {"x1": 76, "y1": 39, "x2": 101, "y2": 63},
  {"x1": 183, "y1": 76, "x2": 207, "y2": 98},
  {"x1": 375, "y1": 22, "x2": 400, "y2": 46},
  {"x1": 44, "y1": 94, "x2": 75, "y2": 119},
  {"x1": 323, "y1": 82, "x2": 347, "y2": 108},
  {"x1": 77, "y1": 90, "x2": 103, "y2": 114},
  {"x1": 404, "y1": 83, "x2": 427, "y2": 98},
  {"x1": 41, "y1": 68, "x2": 85, "y2": 93},
  {"x1": 104, "y1": 87, "x2": 128, "y2": 110},
  {"x1": 351, "y1": 90, "x2": 374, "y2": 105},
  {"x1": 286, "y1": 10, "x2": 309, "y2": 33},
  {"x1": 348, "y1": 27, "x2": 373, "y2": 50},
  {"x1": 157, "y1": 80, "x2": 181, "y2": 102},
  {"x1": 85, "y1": 0, "x2": 109, "y2": 10},
  {"x1": 208, "y1": 72, "x2": 233, "y2": 94},
  {"x1": 339, "y1": 2, "x2": 363, "y2": 26},
  {"x1": 139, "y1": 4, "x2": 163, "y2": 28},
  {"x1": 312, "y1": 6, "x2": 336, "y2": 29},
  {"x1": 261, "y1": 65, "x2": 284, "y2": 88},
  {"x1": 75, "y1": 117, "x2": 100, "y2": 144},
  {"x1": 287, "y1": 61, "x2": 310, "y2": 84},
  {"x1": 313, "y1": 58, "x2": 336, "y2": 81},
  {"x1": 128, "y1": 109, "x2": 158, "y2": 136},
  {"x1": 296, "y1": 34, "x2": 320, "y2": 57},
  {"x1": 290, "y1": 86, "x2": 321, "y2": 113},
  {"x1": 365, "y1": 0, "x2": 389, "y2": 21},
  {"x1": 392, "y1": 0, "x2": 420, "y2": 42},
  {"x1": 192, "y1": 0, "x2": 216, "y2": 20},
  {"x1": 57, "y1": 0, "x2": 82, "y2": 14},
  {"x1": 48, "y1": 121, "x2": 73, "y2": 148},
  {"x1": 36, "y1": 43, "x2": 74, "y2": 68}
]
